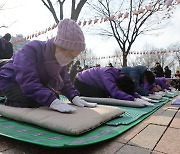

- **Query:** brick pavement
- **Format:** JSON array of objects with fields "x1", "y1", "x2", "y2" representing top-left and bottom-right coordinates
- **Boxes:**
[{"x1": 0, "y1": 97, "x2": 179, "y2": 154}]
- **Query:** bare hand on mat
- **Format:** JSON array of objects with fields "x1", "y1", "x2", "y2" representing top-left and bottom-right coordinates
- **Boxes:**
[{"x1": 72, "y1": 96, "x2": 97, "y2": 108}]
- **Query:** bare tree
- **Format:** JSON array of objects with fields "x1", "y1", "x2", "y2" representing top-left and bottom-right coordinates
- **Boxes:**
[
  {"x1": 168, "y1": 43, "x2": 180, "y2": 65},
  {"x1": 78, "y1": 48, "x2": 97, "y2": 67},
  {"x1": 0, "y1": 4, "x2": 8, "y2": 29},
  {"x1": 111, "y1": 48, "x2": 123, "y2": 67},
  {"x1": 0, "y1": 3, "x2": 17, "y2": 29},
  {"x1": 87, "y1": 0, "x2": 178, "y2": 66},
  {"x1": 41, "y1": 0, "x2": 88, "y2": 23},
  {"x1": 130, "y1": 49, "x2": 174, "y2": 68}
]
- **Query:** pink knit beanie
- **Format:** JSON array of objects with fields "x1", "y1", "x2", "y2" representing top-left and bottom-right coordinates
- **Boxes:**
[{"x1": 54, "y1": 18, "x2": 85, "y2": 52}]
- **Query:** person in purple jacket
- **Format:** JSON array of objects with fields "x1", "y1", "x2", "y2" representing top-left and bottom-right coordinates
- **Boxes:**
[
  {"x1": 155, "y1": 77, "x2": 171, "y2": 91},
  {"x1": 0, "y1": 19, "x2": 96, "y2": 113},
  {"x1": 74, "y1": 67, "x2": 141, "y2": 101},
  {"x1": 144, "y1": 77, "x2": 171, "y2": 93}
]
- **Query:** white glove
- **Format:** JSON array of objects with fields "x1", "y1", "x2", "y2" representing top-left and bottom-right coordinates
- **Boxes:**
[
  {"x1": 135, "y1": 98, "x2": 154, "y2": 106},
  {"x1": 72, "y1": 96, "x2": 97, "y2": 108},
  {"x1": 167, "y1": 91, "x2": 174, "y2": 95},
  {"x1": 155, "y1": 91, "x2": 165, "y2": 96},
  {"x1": 169, "y1": 87, "x2": 176, "y2": 91},
  {"x1": 141, "y1": 96, "x2": 159, "y2": 103},
  {"x1": 50, "y1": 99, "x2": 76, "y2": 113}
]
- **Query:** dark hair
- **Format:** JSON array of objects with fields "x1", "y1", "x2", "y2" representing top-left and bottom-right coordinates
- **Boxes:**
[
  {"x1": 164, "y1": 66, "x2": 169, "y2": 70},
  {"x1": 170, "y1": 80, "x2": 176, "y2": 87},
  {"x1": 116, "y1": 75, "x2": 135, "y2": 95},
  {"x1": 144, "y1": 70, "x2": 155, "y2": 85},
  {"x1": 75, "y1": 60, "x2": 80, "y2": 65},
  {"x1": 3, "y1": 33, "x2": 11, "y2": 41}
]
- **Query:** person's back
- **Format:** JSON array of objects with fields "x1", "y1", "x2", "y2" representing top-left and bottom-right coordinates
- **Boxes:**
[
  {"x1": 0, "y1": 33, "x2": 13, "y2": 59},
  {"x1": 77, "y1": 67, "x2": 114, "y2": 90},
  {"x1": 74, "y1": 66, "x2": 140, "y2": 101},
  {"x1": 164, "y1": 66, "x2": 171, "y2": 78},
  {"x1": 154, "y1": 62, "x2": 164, "y2": 77},
  {"x1": 121, "y1": 65, "x2": 146, "y2": 85},
  {"x1": 155, "y1": 77, "x2": 171, "y2": 90},
  {"x1": 121, "y1": 65, "x2": 155, "y2": 96}
]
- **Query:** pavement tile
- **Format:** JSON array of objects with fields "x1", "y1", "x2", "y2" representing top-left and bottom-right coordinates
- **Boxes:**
[
  {"x1": 0, "y1": 141, "x2": 47, "y2": 154},
  {"x1": 144, "y1": 108, "x2": 177, "y2": 126},
  {"x1": 38, "y1": 140, "x2": 124, "y2": 154},
  {"x1": 170, "y1": 110, "x2": 180, "y2": 128},
  {"x1": 0, "y1": 136, "x2": 17, "y2": 152},
  {"x1": 115, "y1": 144, "x2": 151, "y2": 154},
  {"x1": 154, "y1": 127, "x2": 180, "y2": 154},
  {"x1": 114, "y1": 123, "x2": 148, "y2": 143},
  {"x1": 0, "y1": 96, "x2": 179, "y2": 154},
  {"x1": 128, "y1": 124, "x2": 166, "y2": 150},
  {"x1": 151, "y1": 150, "x2": 167, "y2": 154}
]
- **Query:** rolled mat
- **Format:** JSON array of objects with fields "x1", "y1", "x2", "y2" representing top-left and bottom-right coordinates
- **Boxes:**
[{"x1": 80, "y1": 97, "x2": 145, "y2": 108}]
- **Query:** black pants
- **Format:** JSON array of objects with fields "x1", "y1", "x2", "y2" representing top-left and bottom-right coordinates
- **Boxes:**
[
  {"x1": 74, "y1": 77, "x2": 109, "y2": 98},
  {"x1": 2, "y1": 84, "x2": 44, "y2": 108},
  {"x1": 172, "y1": 79, "x2": 180, "y2": 90}
]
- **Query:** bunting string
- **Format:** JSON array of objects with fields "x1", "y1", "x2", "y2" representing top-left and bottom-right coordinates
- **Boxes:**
[
  {"x1": 11, "y1": 0, "x2": 180, "y2": 44},
  {"x1": 78, "y1": 49, "x2": 180, "y2": 60}
]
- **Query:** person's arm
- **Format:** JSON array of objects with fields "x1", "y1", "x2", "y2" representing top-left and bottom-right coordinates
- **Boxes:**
[
  {"x1": 133, "y1": 92, "x2": 141, "y2": 98},
  {"x1": 160, "y1": 79, "x2": 170, "y2": 90},
  {"x1": 13, "y1": 43, "x2": 57, "y2": 107},
  {"x1": 101, "y1": 70, "x2": 135, "y2": 101},
  {"x1": 143, "y1": 82, "x2": 154, "y2": 94}
]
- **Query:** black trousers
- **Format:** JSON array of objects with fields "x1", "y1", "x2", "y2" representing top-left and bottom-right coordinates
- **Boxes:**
[
  {"x1": 172, "y1": 79, "x2": 180, "y2": 90},
  {"x1": 74, "y1": 77, "x2": 109, "y2": 98},
  {"x1": 2, "y1": 84, "x2": 44, "y2": 108}
]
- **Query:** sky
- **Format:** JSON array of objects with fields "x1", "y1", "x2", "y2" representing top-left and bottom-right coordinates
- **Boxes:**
[{"x1": 0, "y1": 0, "x2": 180, "y2": 58}]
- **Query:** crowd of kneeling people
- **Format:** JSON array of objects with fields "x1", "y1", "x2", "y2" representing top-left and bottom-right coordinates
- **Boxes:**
[
  {"x1": 0, "y1": 19, "x2": 176, "y2": 113},
  {"x1": 73, "y1": 65, "x2": 174, "y2": 101}
]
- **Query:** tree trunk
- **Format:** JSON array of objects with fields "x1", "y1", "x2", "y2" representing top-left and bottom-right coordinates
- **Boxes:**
[{"x1": 122, "y1": 52, "x2": 127, "y2": 67}]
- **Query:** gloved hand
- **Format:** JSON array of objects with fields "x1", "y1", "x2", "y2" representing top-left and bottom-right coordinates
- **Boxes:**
[
  {"x1": 135, "y1": 98, "x2": 154, "y2": 106},
  {"x1": 170, "y1": 87, "x2": 176, "y2": 92},
  {"x1": 155, "y1": 91, "x2": 165, "y2": 96},
  {"x1": 50, "y1": 99, "x2": 76, "y2": 113},
  {"x1": 141, "y1": 96, "x2": 159, "y2": 103},
  {"x1": 72, "y1": 96, "x2": 97, "y2": 108},
  {"x1": 141, "y1": 96, "x2": 153, "y2": 102}
]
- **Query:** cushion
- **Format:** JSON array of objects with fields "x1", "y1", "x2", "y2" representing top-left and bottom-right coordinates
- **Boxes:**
[
  {"x1": 0, "y1": 104, "x2": 124, "y2": 135},
  {"x1": 80, "y1": 97, "x2": 146, "y2": 107}
]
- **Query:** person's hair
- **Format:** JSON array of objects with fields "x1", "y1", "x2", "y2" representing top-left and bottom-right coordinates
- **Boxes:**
[
  {"x1": 75, "y1": 60, "x2": 80, "y2": 65},
  {"x1": 116, "y1": 75, "x2": 135, "y2": 95},
  {"x1": 3, "y1": 33, "x2": 11, "y2": 41},
  {"x1": 164, "y1": 66, "x2": 169, "y2": 70},
  {"x1": 108, "y1": 63, "x2": 113, "y2": 67},
  {"x1": 170, "y1": 80, "x2": 176, "y2": 87},
  {"x1": 144, "y1": 70, "x2": 155, "y2": 85}
]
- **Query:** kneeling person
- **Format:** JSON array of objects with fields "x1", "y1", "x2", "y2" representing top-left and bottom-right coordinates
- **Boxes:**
[{"x1": 74, "y1": 67, "x2": 140, "y2": 101}]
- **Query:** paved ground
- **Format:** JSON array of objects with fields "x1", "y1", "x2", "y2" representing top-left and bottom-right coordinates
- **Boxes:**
[{"x1": 0, "y1": 96, "x2": 180, "y2": 154}]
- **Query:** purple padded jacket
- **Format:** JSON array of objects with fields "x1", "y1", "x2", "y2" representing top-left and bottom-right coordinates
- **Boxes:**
[
  {"x1": 0, "y1": 38, "x2": 79, "y2": 106},
  {"x1": 143, "y1": 82, "x2": 156, "y2": 94},
  {"x1": 143, "y1": 77, "x2": 170, "y2": 93},
  {"x1": 155, "y1": 77, "x2": 170, "y2": 90},
  {"x1": 77, "y1": 67, "x2": 140, "y2": 101}
]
